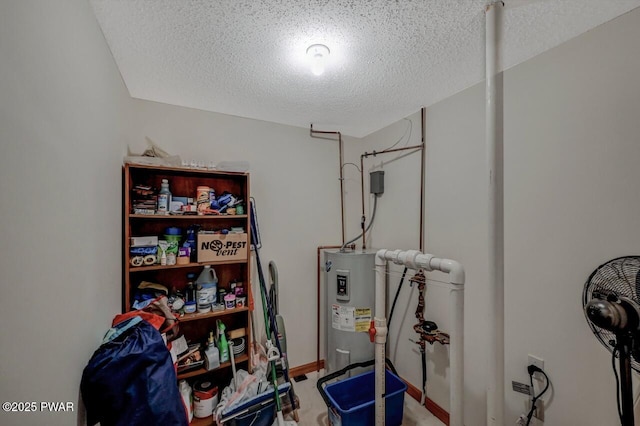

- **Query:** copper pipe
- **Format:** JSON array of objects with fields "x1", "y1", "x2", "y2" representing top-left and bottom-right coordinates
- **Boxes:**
[
  {"x1": 310, "y1": 125, "x2": 346, "y2": 244},
  {"x1": 420, "y1": 107, "x2": 426, "y2": 252},
  {"x1": 316, "y1": 244, "x2": 354, "y2": 371},
  {"x1": 362, "y1": 143, "x2": 423, "y2": 158},
  {"x1": 359, "y1": 142, "x2": 424, "y2": 248}
]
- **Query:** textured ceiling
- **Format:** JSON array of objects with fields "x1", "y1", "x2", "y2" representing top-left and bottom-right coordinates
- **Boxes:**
[{"x1": 91, "y1": 0, "x2": 640, "y2": 137}]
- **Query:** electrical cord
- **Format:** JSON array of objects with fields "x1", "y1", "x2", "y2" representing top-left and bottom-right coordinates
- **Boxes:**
[
  {"x1": 525, "y1": 365, "x2": 550, "y2": 426},
  {"x1": 387, "y1": 267, "x2": 408, "y2": 328},
  {"x1": 382, "y1": 118, "x2": 412, "y2": 151},
  {"x1": 341, "y1": 195, "x2": 378, "y2": 251},
  {"x1": 612, "y1": 346, "x2": 623, "y2": 424}
]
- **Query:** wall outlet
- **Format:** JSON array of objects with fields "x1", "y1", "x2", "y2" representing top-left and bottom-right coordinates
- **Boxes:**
[{"x1": 528, "y1": 354, "x2": 544, "y2": 371}]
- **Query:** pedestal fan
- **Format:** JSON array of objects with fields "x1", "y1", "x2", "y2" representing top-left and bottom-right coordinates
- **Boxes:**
[{"x1": 583, "y1": 256, "x2": 640, "y2": 426}]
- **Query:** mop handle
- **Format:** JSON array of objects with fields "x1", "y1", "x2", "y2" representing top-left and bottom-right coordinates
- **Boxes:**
[
  {"x1": 229, "y1": 341, "x2": 238, "y2": 389},
  {"x1": 255, "y1": 247, "x2": 284, "y2": 424}
]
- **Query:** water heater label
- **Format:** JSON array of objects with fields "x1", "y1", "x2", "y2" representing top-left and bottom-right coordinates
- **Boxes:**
[
  {"x1": 354, "y1": 308, "x2": 372, "y2": 332},
  {"x1": 332, "y1": 305, "x2": 371, "y2": 332}
]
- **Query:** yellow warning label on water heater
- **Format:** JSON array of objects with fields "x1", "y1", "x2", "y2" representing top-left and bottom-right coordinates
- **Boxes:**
[
  {"x1": 332, "y1": 305, "x2": 371, "y2": 332},
  {"x1": 354, "y1": 308, "x2": 372, "y2": 332}
]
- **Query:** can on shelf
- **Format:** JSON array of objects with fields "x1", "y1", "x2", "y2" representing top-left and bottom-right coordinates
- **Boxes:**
[{"x1": 196, "y1": 186, "x2": 210, "y2": 214}]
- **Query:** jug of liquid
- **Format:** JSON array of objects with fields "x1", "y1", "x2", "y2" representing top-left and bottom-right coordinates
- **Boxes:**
[{"x1": 196, "y1": 266, "x2": 218, "y2": 313}]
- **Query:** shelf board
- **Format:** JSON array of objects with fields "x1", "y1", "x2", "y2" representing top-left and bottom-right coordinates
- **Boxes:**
[
  {"x1": 178, "y1": 306, "x2": 249, "y2": 322},
  {"x1": 177, "y1": 353, "x2": 249, "y2": 380},
  {"x1": 129, "y1": 259, "x2": 247, "y2": 272},
  {"x1": 129, "y1": 214, "x2": 248, "y2": 220},
  {"x1": 125, "y1": 163, "x2": 248, "y2": 177}
]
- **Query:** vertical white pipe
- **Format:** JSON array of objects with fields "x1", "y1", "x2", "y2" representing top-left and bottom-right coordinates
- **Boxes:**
[
  {"x1": 374, "y1": 252, "x2": 388, "y2": 426},
  {"x1": 486, "y1": 2, "x2": 504, "y2": 426},
  {"x1": 376, "y1": 249, "x2": 465, "y2": 425},
  {"x1": 449, "y1": 286, "x2": 464, "y2": 426}
]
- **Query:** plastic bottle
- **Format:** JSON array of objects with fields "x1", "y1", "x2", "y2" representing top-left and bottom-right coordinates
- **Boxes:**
[
  {"x1": 205, "y1": 331, "x2": 220, "y2": 370},
  {"x1": 185, "y1": 225, "x2": 199, "y2": 262},
  {"x1": 178, "y1": 380, "x2": 193, "y2": 422},
  {"x1": 157, "y1": 179, "x2": 172, "y2": 214},
  {"x1": 217, "y1": 320, "x2": 229, "y2": 363},
  {"x1": 184, "y1": 275, "x2": 197, "y2": 314},
  {"x1": 196, "y1": 266, "x2": 218, "y2": 313}
]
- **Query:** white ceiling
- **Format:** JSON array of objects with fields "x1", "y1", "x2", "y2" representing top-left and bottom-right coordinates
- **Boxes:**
[{"x1": 91, "y1": 0, "x2": 640, "y2": 137}]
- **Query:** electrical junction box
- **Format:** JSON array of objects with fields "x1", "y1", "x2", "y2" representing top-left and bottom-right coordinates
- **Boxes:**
[{"x1": 370, "y1": 171, "x2": 385, "y2": 195}]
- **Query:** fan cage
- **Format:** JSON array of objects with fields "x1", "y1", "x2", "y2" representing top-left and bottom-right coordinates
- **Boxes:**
[{"x1": 583, "y1": 256, "x2": 640, "y2": 372}]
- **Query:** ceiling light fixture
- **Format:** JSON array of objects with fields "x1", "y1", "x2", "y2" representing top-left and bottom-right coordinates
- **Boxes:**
[{"x1": 306, "y1": 44, "x2": 330, "y2": 76}]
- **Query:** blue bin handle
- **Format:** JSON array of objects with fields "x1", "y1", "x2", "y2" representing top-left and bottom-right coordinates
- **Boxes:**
[{"x1": 316, "y1": 358, "x2": 398, "y2": 408}]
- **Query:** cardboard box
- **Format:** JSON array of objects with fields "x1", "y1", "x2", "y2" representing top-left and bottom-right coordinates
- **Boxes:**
[
  {"x1": 130, "y1": 235, "x2": 159, "y2": 247},
  {"x1": 197, "y1": 233, "x2": 248, "y2": 262}
]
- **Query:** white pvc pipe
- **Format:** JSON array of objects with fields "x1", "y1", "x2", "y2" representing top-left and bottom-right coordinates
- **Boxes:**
[
  {"x1": 486, "y1": 2, "x2": 505, "y2": 426},
  {"x1": 374, "y1": 249, "x2": 465, "y2": 426},
  {"x1": 374, "y1": 253, "x2": 388, "y2": 426}
]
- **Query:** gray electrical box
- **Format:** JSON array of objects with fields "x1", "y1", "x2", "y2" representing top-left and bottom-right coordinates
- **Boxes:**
[{"x1": 370, "y1": 171, "x2": 385, "y2": 195}]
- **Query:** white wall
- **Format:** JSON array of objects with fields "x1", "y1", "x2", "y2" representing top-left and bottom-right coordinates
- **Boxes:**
[
  {"x1": 348, "y1": 93, "x2": 488, "y2": 419},
  {"x1": 503, "y1": 7, "x2": 640, "y2": 425},
  {"x1": 349, "y1": 7, "x2": 640, "y2": 426},
  {"x1": 2, "y1": 2, "x2": 639, "y2": 425},
  {"x1": 125, "y1": 99, "x2": 345, "y2": 368},
  {"x1": 0, "y1": 1, "x2": 131, "y2": 425}
]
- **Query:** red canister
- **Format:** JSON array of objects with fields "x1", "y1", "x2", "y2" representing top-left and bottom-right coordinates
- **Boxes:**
[{"x1": 193, "y1": 379, "x2": 218, "y2": 418}]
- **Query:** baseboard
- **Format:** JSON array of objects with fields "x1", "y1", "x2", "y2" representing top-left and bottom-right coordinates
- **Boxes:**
[
  {"x1": 290, "y1": 360, "x2": 449, "y2": 425},
  {"x1": 289, "y1": 359, "x2": 324, "y2": 378},
  {"x1": 403, "y1": 379, "x2": 450, "y2": 426}
]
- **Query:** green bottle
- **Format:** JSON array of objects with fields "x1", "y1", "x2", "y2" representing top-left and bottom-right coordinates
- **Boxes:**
[{"x1": 217, "y1": 320, "x2": 229, "y2": 363}]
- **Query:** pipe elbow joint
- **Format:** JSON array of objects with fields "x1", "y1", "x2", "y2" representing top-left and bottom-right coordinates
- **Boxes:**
[{"x1": 439, "y1": 259, "x2": 465, "y2": 285}]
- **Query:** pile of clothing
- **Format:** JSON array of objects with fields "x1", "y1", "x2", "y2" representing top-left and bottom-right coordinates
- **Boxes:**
[{"x1": 81, "y1": 297, "x2": 187, "y2": 426}]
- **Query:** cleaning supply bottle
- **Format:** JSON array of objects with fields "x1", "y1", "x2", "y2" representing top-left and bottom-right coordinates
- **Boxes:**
[
  {"x1": 184, "y1": 274, "x2": 197, "y2": 314},
  {"x1": 196, "y1": 265, "x2": 218, "y2": 313},
  {"x1": 185, "y1": 225, "x2": 199, "y2": 262},
  {"x1": 217, "y1": 320, "x2": 229, "y2": 363},
  {"x1": 204, "y1": 331, "x2": 220, "y2": 370},
  {"x1": 157, "y1": 179, "x2": 172, "y2": 214}
]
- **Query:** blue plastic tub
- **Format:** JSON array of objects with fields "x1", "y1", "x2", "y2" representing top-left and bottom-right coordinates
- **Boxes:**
[{"x1": 324, "y1": 369, "x2": 407, "y2": 426}]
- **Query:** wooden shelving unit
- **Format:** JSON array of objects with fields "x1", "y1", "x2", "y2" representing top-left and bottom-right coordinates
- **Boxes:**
[
  {"x1": 177, "y1": 354, "x2": 250, "y2": 380},
  {"x1": 123, "y1": 163, "x2": 252, "y2": 426}
]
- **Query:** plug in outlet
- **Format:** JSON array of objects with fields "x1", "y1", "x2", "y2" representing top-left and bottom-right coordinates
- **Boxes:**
[{"x1": 528, "y1": 354, "x2": 544, "y2": 371}]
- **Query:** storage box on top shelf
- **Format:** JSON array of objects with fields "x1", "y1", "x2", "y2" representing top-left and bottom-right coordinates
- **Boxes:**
[{"x1": 197, "y1": 233, "x2": 248, "y2": 263}]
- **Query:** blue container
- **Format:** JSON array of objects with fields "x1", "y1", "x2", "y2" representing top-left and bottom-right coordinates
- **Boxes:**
[
  {"x1": 324, "y1": 369, "x2": 407, "y2": 426},
  {"x1": 220, "y1": 383, "x2": 290, "y2": 426},
  {"x1": 226, "y1": 404, "x2": 274, "y2": 426}
]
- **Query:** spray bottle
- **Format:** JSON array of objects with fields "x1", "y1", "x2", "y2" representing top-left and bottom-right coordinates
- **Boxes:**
[
  {"x1": 217, "y1": 320, "x2": 229, "y2": 363},
  {"x1": 204, "y1": 331, "x2": 220, "y2": 370}
]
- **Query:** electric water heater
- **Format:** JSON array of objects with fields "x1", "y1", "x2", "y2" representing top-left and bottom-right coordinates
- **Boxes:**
[{"x1": 325, "y1": 250, "x2": 376, "y2": 374}]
